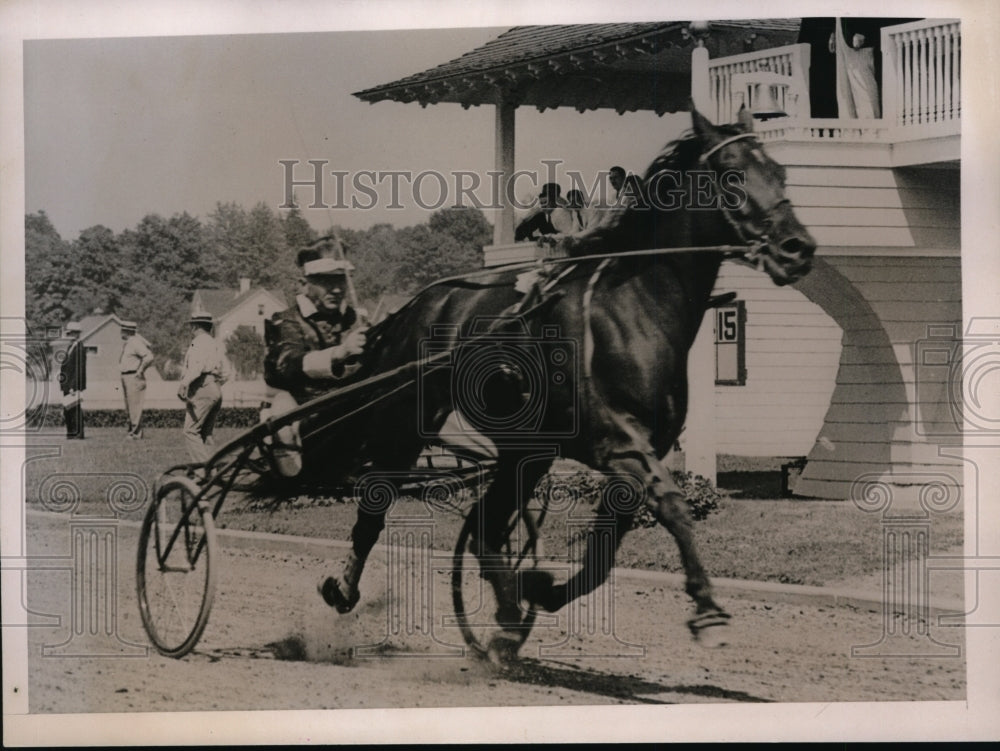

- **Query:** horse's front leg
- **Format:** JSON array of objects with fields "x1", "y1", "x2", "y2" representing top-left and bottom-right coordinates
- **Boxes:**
[
  {"x1": 534, "y1": 444, "x2": 729, "y2": 647},
  {"x1": 628, "y1": 449, "x2": 731, "y2": 647}
]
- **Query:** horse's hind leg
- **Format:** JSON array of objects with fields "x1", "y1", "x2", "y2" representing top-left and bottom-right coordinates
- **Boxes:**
[
  {"x1": 318, "y1": 504, "x2": 386, "y2": 614},
  {"x1": 469, "y1": 451, "x2": 553, "y2": 659}
]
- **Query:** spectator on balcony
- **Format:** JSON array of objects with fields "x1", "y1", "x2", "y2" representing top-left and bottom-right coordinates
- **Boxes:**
[
  {"x1": 514, "y1": 182, "x2": 573, "y2": 241},
  {"x1": 565, "y1": 189, "x2": 592, "y2": 232},
  {"x1": 831, "y1": 20, "x2": 881, "y2": 119}
]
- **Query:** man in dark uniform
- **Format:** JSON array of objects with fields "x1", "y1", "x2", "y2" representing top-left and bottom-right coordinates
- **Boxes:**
[
  {"x1": 59, "y1": 321, "x2": 86, "y2": 439},
  {"x1": 262, "y1": 238, "x2": 367, "y2": 477}
]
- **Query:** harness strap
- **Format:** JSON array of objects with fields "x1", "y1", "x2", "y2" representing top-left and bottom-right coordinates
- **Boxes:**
[
  {"x1": 698, "y1": 133, "x2": 757, "y2": 164},
  {"x1": 582, "y1": 258, "x2": 613, "y2": 386}
]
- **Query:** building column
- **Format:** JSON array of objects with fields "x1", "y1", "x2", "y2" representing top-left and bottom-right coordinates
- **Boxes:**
[
  {"x1": 682, "y1": 318, "x2": 717, "y2": 483},
  {"x1": 493, "y1": 99, "x2": 516, "y2": 246}
]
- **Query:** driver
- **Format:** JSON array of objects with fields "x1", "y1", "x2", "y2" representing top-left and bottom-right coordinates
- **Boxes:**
[{"x1": 261, "y1": 237, "x2": 367, "y2": 476}]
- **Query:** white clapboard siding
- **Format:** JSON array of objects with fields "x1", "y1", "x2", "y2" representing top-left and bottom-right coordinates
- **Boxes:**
[
  {"x1": 794, "y1": 255, "x2": 962, "y2": 498},
  {"x1": 712, "y1": 262, "x2": 842, "y2": 456},
  {"x1": 784, "y1": 165, "x2": 959, "y2": 253}
]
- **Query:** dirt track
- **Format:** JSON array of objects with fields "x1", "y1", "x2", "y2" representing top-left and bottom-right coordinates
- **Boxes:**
[{"x1": 23, "y1": 511, "x2": 965, "y2": 713}]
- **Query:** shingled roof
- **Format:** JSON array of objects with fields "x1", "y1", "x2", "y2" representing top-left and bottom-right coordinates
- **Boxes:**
[{"x1": 354, "y1": 20, "x2": 801, "y2": 114}]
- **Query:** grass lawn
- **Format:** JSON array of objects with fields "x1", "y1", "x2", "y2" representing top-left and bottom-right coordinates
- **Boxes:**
[{"x1": 23, "y1": 428, "x2": 963, "y2": 588}]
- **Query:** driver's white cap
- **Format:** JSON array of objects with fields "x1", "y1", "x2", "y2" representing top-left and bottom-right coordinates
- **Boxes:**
[{"x1": 303, "y1": 257, "x2": 354, "y2": 276}]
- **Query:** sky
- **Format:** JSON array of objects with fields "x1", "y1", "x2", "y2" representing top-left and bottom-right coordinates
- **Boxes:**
[{"x1": 24, "y1": 26, "x2": 687, "y2": 241}]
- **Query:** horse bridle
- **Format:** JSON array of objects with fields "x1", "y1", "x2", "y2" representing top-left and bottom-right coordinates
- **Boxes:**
[{"x1": 696, "y1": 132, "x2": 792, "y2": 272}]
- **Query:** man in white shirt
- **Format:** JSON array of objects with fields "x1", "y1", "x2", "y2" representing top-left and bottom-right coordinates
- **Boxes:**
[
  {"x1": 119, "y1": 320, "x2": 155, "y2": 439},
  {"x1": 178, "y1": 313, "x2": 229, "y2": 463}
]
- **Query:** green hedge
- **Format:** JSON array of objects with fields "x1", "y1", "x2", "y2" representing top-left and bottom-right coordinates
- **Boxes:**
[{"x1": 29, "y1": 405, "x2": 261, "y2": 429}]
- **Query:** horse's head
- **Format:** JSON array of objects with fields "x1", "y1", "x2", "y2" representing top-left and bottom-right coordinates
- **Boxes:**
[{"x1": 691, "y1": 108, "x2": 816, "y2": 285}]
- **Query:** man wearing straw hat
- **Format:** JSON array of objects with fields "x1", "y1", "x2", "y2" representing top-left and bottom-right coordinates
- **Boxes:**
[
  {"x1": 118, "y1": 320, "x2": 154, "y2": 439},
  {"x1": 59, "y1": 321, "x2": 87, "y2": 439},
  {"x1": 178, "y1": 312, "x2": 229, "y2": 463},
  {"x1": 262, "y1": 235, "x2": 367, "y2": 477}
]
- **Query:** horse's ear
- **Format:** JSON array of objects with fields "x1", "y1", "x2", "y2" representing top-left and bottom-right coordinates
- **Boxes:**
[
  {"x1": 690, "y1": 107, "x2": 720, "y2": 142},
  {"x1": 737, "y1": 105, "x2": 755, "y2": 133}
]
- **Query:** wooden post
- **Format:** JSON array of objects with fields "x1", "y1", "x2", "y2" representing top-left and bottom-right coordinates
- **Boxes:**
[
  {"x1": 881, "y1": 26, "x2": 899, "y2": 127},
  {"x1": 691, "y1": 42, "x2": 711, "y2": 120},
  {"x1": 494, "y1": 99, "x2": 516, "y2": 246},
  {"x1": 681, "y1": 314, "x2": 717, "y2": 484}
]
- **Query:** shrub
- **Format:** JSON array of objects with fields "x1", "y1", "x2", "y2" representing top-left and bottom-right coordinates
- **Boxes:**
[
  {"x1": 532, "y1": 465, "x2": 723, "y2": 526},
  {"x1": 633, "y1": 470, "x2": 725, "y2": 525},
  {"x1": 36, "y1": 405, "x2": 261, "y2": 429}
]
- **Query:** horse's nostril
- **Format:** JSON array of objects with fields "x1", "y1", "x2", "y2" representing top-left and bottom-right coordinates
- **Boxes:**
[{"x1": 779, "y1": 237, "x2": 813, "y2": 258}]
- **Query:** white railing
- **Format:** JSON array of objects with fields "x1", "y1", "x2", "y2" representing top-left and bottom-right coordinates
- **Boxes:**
[
  {"x1": 882, "y1": 19, "x2": 961, "y2": 129},
  {"x1": 706, "y1": 44, "x2": 812, "y2": 126},
  {"x1": 752, "y1": 118, "x2": 888, "y2": 143},
  {"x1": 701, "y1": 20, "x2": 961, "y2": 147}
]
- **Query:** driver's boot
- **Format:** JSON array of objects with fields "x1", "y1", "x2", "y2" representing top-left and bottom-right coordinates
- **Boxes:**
[{"x1": 317, "y1": 551, "x2": 364, "y2": 614}]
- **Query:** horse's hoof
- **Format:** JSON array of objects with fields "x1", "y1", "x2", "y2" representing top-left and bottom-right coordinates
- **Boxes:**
[
  {"x1": 687, "y1": 611, "x2": 731, "y2": 649},
  {"x1": 318, "y1": 575, "x2": 360, "y2": 614},
  {"x1": 520, "y1": 569, "x2": 557, "y2": 612},
  {"x1": 486, "y1": 632, "x2": 521, "y2": 666}
]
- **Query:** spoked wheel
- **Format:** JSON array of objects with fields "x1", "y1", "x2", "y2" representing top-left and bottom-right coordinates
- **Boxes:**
[
  {"x1": 136, "y1": 476, "x2": 218, "y2": 658},
  {"x1": 451, "y1": 506, "x2": 541, "y2": 659}
]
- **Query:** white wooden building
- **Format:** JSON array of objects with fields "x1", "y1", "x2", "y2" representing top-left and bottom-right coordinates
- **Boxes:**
[{"x1": 354, "y1": 19, "x2": 963, "y2": 501}]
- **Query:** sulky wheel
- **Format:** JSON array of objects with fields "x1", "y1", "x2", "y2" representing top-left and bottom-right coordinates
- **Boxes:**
[
  {"x1": 136, "y1": 476, "x2": 218, "y2": 658},
  {"x1": 451, "y1": 506, "x2": 541, "y2": 660}
]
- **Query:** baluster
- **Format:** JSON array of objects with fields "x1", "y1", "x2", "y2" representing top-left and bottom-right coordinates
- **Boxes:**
[
  {"x1": 921, "y1": 28, "x2": 930, "y2": 124},
  {"x1": 942, "y1": 27, "x2": 951, "y2": 120},
  {"x1": 934, "y1": 27, "x2": 942, "y2": 121},
  {"x1": 915, "y1": 29, "x2": 927, "y2": 125},
  {"x1": 898, "y1": 33, "x2": 906, "y2": 125},
  {"x1": 904, "y1": 32, "x2": 913, "y2": 126},
  {"x1": 954, "y1": 26, "x2": 961, "y2": 118}
]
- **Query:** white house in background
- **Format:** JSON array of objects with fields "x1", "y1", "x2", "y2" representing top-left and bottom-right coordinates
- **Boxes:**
[{"x1": 190, "y1": 277, "x2": 287, "y2": 344}]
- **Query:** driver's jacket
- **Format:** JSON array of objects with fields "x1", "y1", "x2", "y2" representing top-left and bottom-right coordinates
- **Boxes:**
[{"x1": 263, "y1": 294, "x2": 359, "y2": 405}]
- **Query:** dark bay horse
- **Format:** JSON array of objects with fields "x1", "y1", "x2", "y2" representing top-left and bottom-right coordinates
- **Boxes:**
[{"x1": 316, "y1": 109, "x2": 816, "y2": 655}]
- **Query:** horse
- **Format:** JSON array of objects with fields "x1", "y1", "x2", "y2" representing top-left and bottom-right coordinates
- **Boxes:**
[{"x1": 313, "y1": 108, "x2": 816, "y2": 657}]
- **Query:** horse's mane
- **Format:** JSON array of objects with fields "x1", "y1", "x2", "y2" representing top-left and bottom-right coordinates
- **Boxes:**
[{"x1": 642, "y1": 125, "x2": 746, "y2": 186}]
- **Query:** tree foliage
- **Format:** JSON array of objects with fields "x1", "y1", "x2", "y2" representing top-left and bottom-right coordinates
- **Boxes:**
[{"x1": 25, "y1": 204, "x2": 492, "y2": 378}]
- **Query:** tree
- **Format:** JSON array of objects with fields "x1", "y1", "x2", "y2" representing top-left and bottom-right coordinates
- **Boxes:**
[
  {"x1": 117, "y1": 212, "x2": 212, "y2": 374},
  {"x1": 281, "y1": 205, "x2": 317, "y2": 253},
  {"x1": 428, "y1": 206, "x2": 492, "y2": 252},
  {"x1": 74, "y1": 225, "x2": 123, "y2": 315},
  {"x1": 25, "y1": 211, "x2": 77, "y2": 330},
  {"x1": 119, "y1": 212, "x2": 213, "y2": 298},
  {"x1": 224, "y1": 325, "x2": 266, "y2": 380}
]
